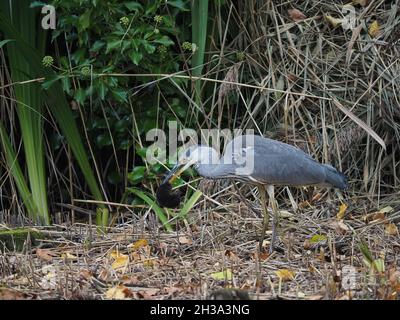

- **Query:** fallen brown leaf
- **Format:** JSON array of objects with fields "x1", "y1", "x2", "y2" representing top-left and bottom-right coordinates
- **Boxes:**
[
  {"x1": 121, "y1": 275, "x2": 141, "y2": 285},
  {"x1": 328, "y1": 219, "x2": 350, "y2": 234},
  {"x1": 105, "y1": 285, "x2": 133, "y2": 300},
  {"x1": 79, "y1": 269, "x2": 93, "y2": 280},
  {"x1": 225, "y1": 250, "x2": 239, "y2": 261},
  {"x1": 137, "y1": 288, "x2": 160, "y2": 300},
  {"x1": 385, "y1": 223, "x2": 398, "y2": 236},
  {"x1": 0, "y1": 288, "x2": 27, "y2": 300},
  {"x1": 178, "y1": 236, "x2": 193, "y2": 245},
  {"x1": 311, "y1": 192, "x2": 323, "y2": 202},
  {"x1": 287, "y1": 73, "x2": 298, "y2": 82},
  {"x1": 36, "y1": 248, "x2": 56, "y2": 262},
  {"x1": 99, "y1": 268, "x2": 111, "y2": 282},
  {"x1": 389, "y1": 269, "x2": 400, "y2": 286},
  {"x1": 163, "y1": 286, "x2": 182, "y2": 296},
  {"x1": 288, "y1": 8, "x2": 306, "y2": 22}
]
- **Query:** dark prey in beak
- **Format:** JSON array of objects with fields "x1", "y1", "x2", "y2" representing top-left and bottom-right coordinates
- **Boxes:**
[
  {"x1": 156, "y1": 182, "x2": 182, "y2": 208},
  {"x1": 156, "y1": 163, "x2": 185, "y2": 208}
]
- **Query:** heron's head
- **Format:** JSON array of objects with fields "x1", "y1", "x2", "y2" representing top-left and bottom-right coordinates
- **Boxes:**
[{"x1": 163, "y1": 145, "x2": 220, "y2": 184}]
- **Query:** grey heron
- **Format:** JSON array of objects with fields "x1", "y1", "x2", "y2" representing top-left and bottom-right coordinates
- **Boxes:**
[{"x1": 158, "y1": 134, "x2": 347, "y2": 252}]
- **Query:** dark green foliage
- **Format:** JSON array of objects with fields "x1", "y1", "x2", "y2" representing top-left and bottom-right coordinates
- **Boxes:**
[
  {"x1": 44, "y1": 0, "x2": 200, "y2": 218},
  {"x1": 50, "y1": 0, "x2": 190, "y2": 105}
]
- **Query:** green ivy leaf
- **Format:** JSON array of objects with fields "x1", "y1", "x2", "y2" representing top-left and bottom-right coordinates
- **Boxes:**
[
  {"x1": 145, "y1": 2, "x2": 159, "y2": 15},
  {"x1": 142, "y1": 41, "x2": 156, "y2": 54},
  {"x1": 153, "y1": 36, "x2": 174, "y2": 46},
  {"x1": 122, "y1": 40, "x2": 132, "y2": 53},
  {"x1": 167, "y1": 0, "x2": 190, "y2": 11},
  {"x1": 61, "y1": 76, "x2": 71, "y2": 95},
  {"x1": 90, "y1": 40, "x2": 105, "y2": 53},
  {"x1": 111, "y1": 88, "x2": 128, "y2": 103},
  {"x1": 128, "y1": 166, "x2": 146, "y2": 185},
  {"x1": 129, "y1": 50, "x2": 143, "y2": 65},
  {"x1": 114, "y1": 118, "x2": 130, "y2": 133},
  {"x1": 79, "y1": 10, "x2": 91, "y2": 32},
  {"x1": 98, "y1": 80, "x2": 108, "y2": 100},
  {"x1": 71, "y1": 48, "x2": 86, "y2": 64},
  {"x1": 136, "y1": 147, "x2": 147, "y2": 158},
  {"x1": 125, "y1": 2, "x2": 143, "y2": 12},
  {"x1": 119, "y1": 138, "x2": 131, "y2": 150},
  {"x1": 106, "y1": 39, "x2": 122, "y2": 53},
  {"x1": 42, "y1": 75, "x2": 64, "y2": 90},
  {"x1": 107, "y1": 171, "x2": 123, "y2": 185},
  {"x1": 95, "y1": 133, "x2": 112, "y2": 148},
  {"x1": 74, "y1": 88, "x2": 86, "y2": 105}
]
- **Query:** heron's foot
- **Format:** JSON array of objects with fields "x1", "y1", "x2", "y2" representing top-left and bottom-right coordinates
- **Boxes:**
[
  {"x1": 258, "y1": 235, "x2": 265, "y2": 252},
  {"x1": 268, "y1": 241, "x2": 275, "y2": 254}
]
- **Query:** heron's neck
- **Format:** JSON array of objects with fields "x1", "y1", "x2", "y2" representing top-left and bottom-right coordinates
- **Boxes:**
[{"x1": 195, "y1": 163, "x2": 233, "y2": 179}]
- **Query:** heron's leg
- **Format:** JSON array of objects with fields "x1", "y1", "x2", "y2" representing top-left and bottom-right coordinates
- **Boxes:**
[
  {"x1": 258, "y1": 184, "x2": 269, "y2": 251},
  {"x1": 266, "y1": 185, "x2": 279, "y2": 253}
]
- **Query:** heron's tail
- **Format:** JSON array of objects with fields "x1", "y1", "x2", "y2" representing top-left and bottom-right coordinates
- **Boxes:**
[{"x1": 323, "y1": 164, "x2": 348, "y2": 190}]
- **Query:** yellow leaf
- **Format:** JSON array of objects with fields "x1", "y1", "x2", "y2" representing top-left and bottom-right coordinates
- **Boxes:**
[
  {"x1": 325, "y1": 15, "x2": 343, "y2": 28},
  {"x1": 352, "y1": 0, "x2": 368, "y2": 6},
  {"x1": 61, "y1": 252, "x2": 77, "y2": 260},
  {"x1": 337, "y1": 203, "x2": 348, "y2": 219},
  {"x1": 211, "y1": 269, "x2": 233, "y2": 281},
  {"x1": 111, "y1": 254, "x2": 129, "y2": 270},
  {"x1": 369, "y1": 20, "x2": 380, "y2": 38},
  {"x1": 310, "y1": 234, "x2": 328, "y2": 244},
  {"x1": 275, "y1": 269, "x2": 295, "y2": 281},
  {"x1": 385, "y1": 223, "x2": 398, "y2": 236},
  {"x1": 109, "y1": 250, "x2": 119, "y2": 259},
  {"x1": 105, "y1": 285, "x2": 133, "y2": 300},
  {"x1": 143, "y1": 259, "x2": 155, "y2": 267},
  {"x1": 379, "y1": 206, "x2": 394, "y2": 214},
  {"x1": 343, "y1": 3, "x2": 354, "y2": 9},
  {"x1": 129, "y1": 239, "x2": 149, "y2": 251}
]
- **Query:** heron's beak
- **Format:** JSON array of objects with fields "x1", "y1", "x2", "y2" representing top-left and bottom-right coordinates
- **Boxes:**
[{"x1": 162, "y1": 161, "x2": 193, "y2": 184}]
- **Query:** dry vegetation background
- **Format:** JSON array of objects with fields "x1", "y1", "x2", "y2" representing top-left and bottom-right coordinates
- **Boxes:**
[{"x1": 1, "y1": 0, "x2": 400, "y2": 300}]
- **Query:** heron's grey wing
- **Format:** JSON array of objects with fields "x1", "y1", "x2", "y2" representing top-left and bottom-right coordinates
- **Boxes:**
[
  {"x1": 224, "y1": 135, "x2": 327, "y2": 186},
  {"x1": 250, "y1": 146, "x2": 327, "y2": 185}
]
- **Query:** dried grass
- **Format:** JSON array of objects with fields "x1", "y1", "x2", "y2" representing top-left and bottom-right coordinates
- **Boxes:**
[{"x1": 0, "y1": 197, "x2": 399, "y2": 300}]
